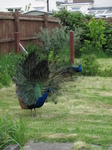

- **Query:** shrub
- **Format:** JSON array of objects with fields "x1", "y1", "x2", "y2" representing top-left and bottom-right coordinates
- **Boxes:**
[
  {"x1": 81, "y1": 18, "x2": 106, "y2": 57},
  {"x1": 48, "y1": 48, "x2": 70, "y2": 68},
  {"x1": 53, "y1": 9, "x2": 91, "y2": 57},
  {"x1": 103, "y1": 22, "x2": 112, "y2": 56},
  {"x1": 0, "y1": 67, "x2": 12, "y2": 87},
  {"x1": 53, "y1": 8, "x2": 91, "y2": 31},
  {"x1": 53, "y1": 9, "x2": 112, "y2": 57},
  {"x1": 36, "y1": 25, "x2": 69, "y2": 57},
  {"x1": 36, "y1": 24, "x2": 83, "y2": 59},
  {"x1": 0, "y1": 52, "x2": 20, "y2": 87},
  {"x1": 80, "y1": 40, "x2": 95, "y2": 55},
  {"x1": 80, "y1": 40, "x2": 107, "y2": 58},
  {"x1": 81, "y1": 54, "x2": 100, "y2": 76},
  {"x1": 88, "y1": 18, "x2": 106, "y2": 51}
]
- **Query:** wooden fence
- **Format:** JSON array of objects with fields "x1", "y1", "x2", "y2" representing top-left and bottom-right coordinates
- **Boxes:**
[{"x1": 0, "y1": 10, "x2": 60, "y2": 54}]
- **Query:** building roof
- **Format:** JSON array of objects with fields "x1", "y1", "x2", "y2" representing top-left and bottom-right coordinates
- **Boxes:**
[
  {"x1": 23, "y1": 10, "x2": 52, "y2": 16},
  {"x1": 88, "y1": 7, "x2": 112, "y2": 18},
  {"x1": 89, "y1": 7, "x2": 112, "y2": 10},
  {"x1": 73, "y1": 0, "x2": 93, "y2": 3},
  {"x1": 56, "y1": 0, "x2": 93, "y2": 5}
]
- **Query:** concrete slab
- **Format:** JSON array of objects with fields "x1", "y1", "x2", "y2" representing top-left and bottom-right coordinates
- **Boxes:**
[
  {"x1": 23, "y1": 141, "x2": 74, "y2": 150},
  {"x1": 5, "y1": 144, "x2": 20, "y2": 150}
]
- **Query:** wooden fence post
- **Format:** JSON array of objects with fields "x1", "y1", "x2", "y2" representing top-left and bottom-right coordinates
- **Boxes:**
[
  {"x1": 70, "y1": 31, "x2": 74, "y2": 64},
  {"x1": 44, "y1": 13, "x2": 48, "y2": 28},
  {"x1": 14, "y1": 33, "x2": 19, "y2": 53},
  {"x1": 14, "y1": 9, "x2": 19, "y2": 53}
]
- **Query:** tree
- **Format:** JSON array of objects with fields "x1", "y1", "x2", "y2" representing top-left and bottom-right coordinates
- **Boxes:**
[{"x1": 88, "y1": 18, "x2": 106, "y2": 50}]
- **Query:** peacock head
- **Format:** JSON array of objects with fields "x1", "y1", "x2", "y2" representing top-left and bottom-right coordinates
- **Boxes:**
[
  {"x1": 48, "y1": 84, "x2": 52, "y2": 92},
  {"x1": 78, "y1": 64, "x2": 82, "y2": 72},
  {"x1": 48, "y1": 87, "x2": 52, "y2": 92}
]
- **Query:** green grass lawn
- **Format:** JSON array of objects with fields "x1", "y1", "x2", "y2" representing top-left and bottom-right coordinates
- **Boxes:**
[
  {"x1": 0, "y1": 75, "x2": 112, "y2": 149},
  {"x1": 97, "y1": 58, "x2": 112, "y2": 70}
]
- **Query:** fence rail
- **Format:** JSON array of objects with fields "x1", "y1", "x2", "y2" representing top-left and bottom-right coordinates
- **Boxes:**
[{"x1": 0, "y1": 10, "x2": 60, "y2": 54}]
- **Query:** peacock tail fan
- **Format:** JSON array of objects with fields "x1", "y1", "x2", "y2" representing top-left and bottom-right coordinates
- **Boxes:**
[
  {"x1": 13, "y1": 51, "x2": 50, "y2": 106},
  {"x1": 16, "y1": 82, "x2": 42, "y2": 106},
  {"x1": 13, "y1": 51, "x2": 77, "y2": 105},
  {"x1": 41, "y1": 64, "x2": 77, "y2": 95}
]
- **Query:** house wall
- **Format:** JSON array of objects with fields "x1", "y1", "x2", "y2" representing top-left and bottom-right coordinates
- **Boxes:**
[
  {"x1": 32, "y1": 0, "x2": 46, "y2": 12},
  {"x1": 93, "y1": 0, "x2": 112, "y2": 7},
  {"x1": 61, "y1": 3, "x2": 93, "y2": 14},
  {"x1": 0, "y1": 0, "x2": 32, "y2": 12},
  {"x1": 1, "y1": 0, "x2": 112, "y2": 14},
  {"x1": 49, "y1": 0, "x2": 57, "y2": 11},
  {"x1": 80, "y1": 4, "x2": 93, "y2": 13},
  {"x1": 0, "y1": 0, "x2": 57, "y2": 12}
]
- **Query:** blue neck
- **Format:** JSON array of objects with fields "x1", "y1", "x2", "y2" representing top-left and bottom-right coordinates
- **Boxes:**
[{"x1": 34, "y1": 91, "x2": 49, "y2": 108}]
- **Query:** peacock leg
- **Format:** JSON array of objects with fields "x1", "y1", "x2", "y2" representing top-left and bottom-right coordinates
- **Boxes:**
[
  {"x1": 34, "y1": 108, "x2": 37, "y2": 117},
  {"x1": 31, "y1": 109, "x2": 33, "y2": 117}
]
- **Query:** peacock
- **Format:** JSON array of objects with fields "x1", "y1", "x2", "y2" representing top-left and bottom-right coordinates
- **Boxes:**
[{"x1": 13, "y1": 46, "x2": 82, "y2": 116}]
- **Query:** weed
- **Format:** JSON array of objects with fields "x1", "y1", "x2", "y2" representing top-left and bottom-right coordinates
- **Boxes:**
[{"x1": 0, "y1": 115, "x2": 27, "y2": 149}]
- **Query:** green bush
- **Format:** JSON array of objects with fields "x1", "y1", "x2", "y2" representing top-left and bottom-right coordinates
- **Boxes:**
[
  {"x1": 36, "y1": 25, "x2": 69, "y2": 56},
  {"x1": 36, "y1": 24, "x2": 83, "y2": 59},
  {"x1": 81, "y1": 54, "x2": 100, "y2": 76},
  {"x1": 0, "y1": 67, "x2": 12, "y2": 87},
  {"x1": 103, "y1": 22, "x2": 112, "y2": 56},
  {"x1": 53, "y1": 9, "x2": 91, "y2": 57},
  {"x1": 53, "y1": 9, "x2": 112, "y2": 57},
  {"x1": 80, "y1": 40, "x2": 107, "y2": 58},
  {"x1": 80, "y1": 40, "x2": 95, "y2": 55},
  {"x1": 0, "y1": 116, "x2": 27, "y2": 149},
  {"x1": 88, "y1": 18, "x2": 106, "y2": 50},
  {"x1": 25, "y1": 43, "x2": 42, "y2": 55},
  {"x1": 0, "y1": 52, "x2": 20, "y2": 87},
  {"x1": 53, "y1": 8, "x2": 91, "y2": 31},
  {"x1": 81, "y1": 18, "x2": 106, "y2": 57},
  {"x1": 48, "y1": 48, "x2": 70, "y2": 67}
]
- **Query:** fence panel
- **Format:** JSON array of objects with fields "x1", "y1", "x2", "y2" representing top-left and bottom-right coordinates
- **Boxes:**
[{"x1": 0, "y1": 11, "x2": 60, "y2": 54}]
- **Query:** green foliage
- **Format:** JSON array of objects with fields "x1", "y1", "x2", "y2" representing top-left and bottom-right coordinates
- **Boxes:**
[
  {"x1": 0, "y1": 67, "x2": 12, "y2": 87},
  {"x1": 53, "y1": 8, "x2": 91, "y2": 30},
  {"x1": 53, "y1": 8, "x2": 70, "y2": 26},
  {"x1": 48, "y1": 48, "x2": 70, "y2": 67},
  {"x1": 25, "y1": 43, "x2": 46, "y2": 60},
  {"x1": 81, "y1": 54, "x2": 112, "y2": 77},
  {"x1": 53, "y1": 8, "x2": 92, "y2": 57},
  {"x1": 0, "y1": 116, "x2": 27, "y2": 149},
  {"x1": 88, "y1": 18, "x2": 106, "y2": 50},
  {"x1": 36, "y1": 25, "x2": 69, "y2": 56},
  {"x1": 81, "y1": 54, "x2": 100, "y2": 76},
  {"x1": 36, "y1": 23, "x2": 83, "y2": 58},
  {"x1": 0, "y1": 52, "x2": 19, "y2": 77},
  {"x1": 0, "y1": 52, "x2": 19, "y2": 87},
  {"x1": 25, "y1": 3, "x2": 31, "y2": 12},
  {"x1": 80, "y1": 40, "x2": 94, "y2": 55},
  {"x1": 103, "y1": 22, "x2": 112, "y2": 56},
  {"x1": 73, "y1": 27, "x2": 84, "y2": 57},
  {"x1": 80, "y1": 40, "x2": 107, "y2": 58},
  {"x1": 53, "y1": 8, "x2": 112, "y2": 57},
  {"x1": 81, "y1": 18, "x2": 106, "y2": 57}
]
